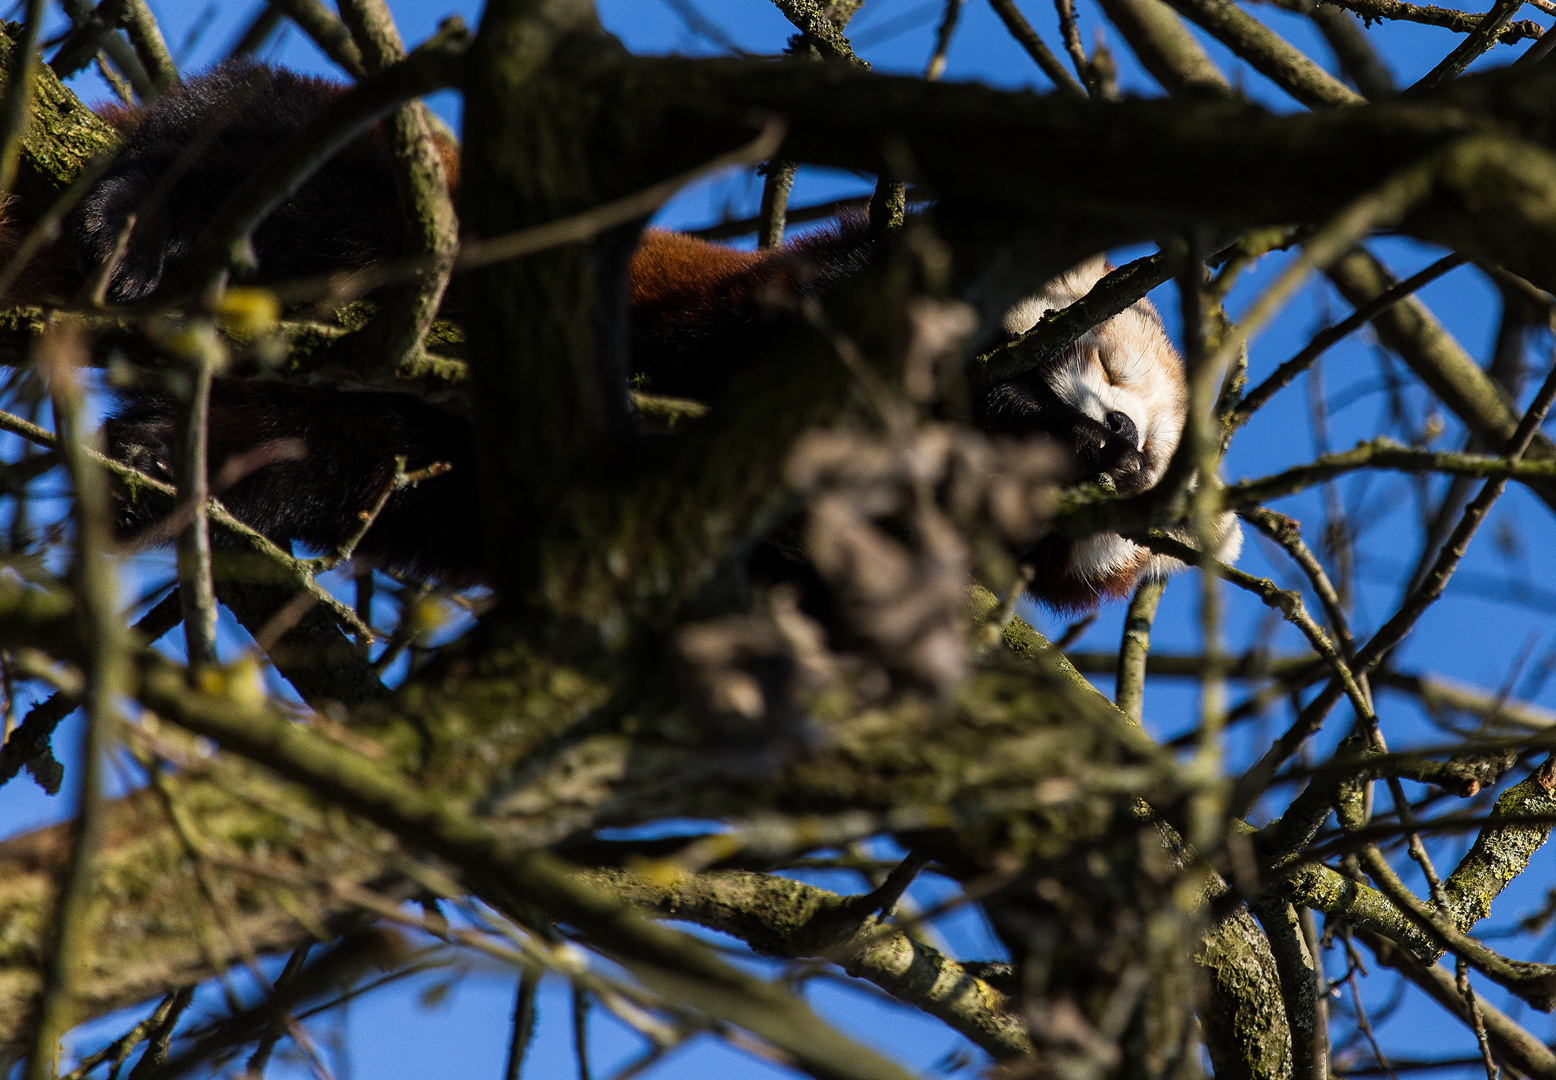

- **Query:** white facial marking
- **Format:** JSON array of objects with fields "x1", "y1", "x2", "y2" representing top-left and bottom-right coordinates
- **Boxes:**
[
  {"x1": 1002, "y1": 257, "x2": 1187, "y2": 488},
  {"x1": 1002, "y1": 255, "x2": 1243, "y2": 590}
]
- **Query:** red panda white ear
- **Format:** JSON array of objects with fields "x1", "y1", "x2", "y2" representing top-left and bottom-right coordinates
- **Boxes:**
[{"x1": 999, "y1": 255, "x2": 1112, "y2": 337}]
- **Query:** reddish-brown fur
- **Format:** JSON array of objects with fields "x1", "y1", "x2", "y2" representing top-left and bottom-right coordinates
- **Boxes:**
[{"x1": 628, "y1": 230, "x2": 772, "y2": 308}]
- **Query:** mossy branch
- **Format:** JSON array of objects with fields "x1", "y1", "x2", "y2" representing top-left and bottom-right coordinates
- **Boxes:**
[
  {"x1": 1317, "y1": 0, "x2": 1544, "y2": 44},
  {"x1": 1226, "y1": 437, "x2": 1556, "y2": 508},
  {"x1": 590, "y1": 867, "x2": 1034, "y2": 1060}
]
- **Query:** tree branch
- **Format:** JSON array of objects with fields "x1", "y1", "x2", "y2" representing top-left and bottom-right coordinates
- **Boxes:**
[{"x1": 590, "y1": 867, "x2": 1034, "y2": 1060}]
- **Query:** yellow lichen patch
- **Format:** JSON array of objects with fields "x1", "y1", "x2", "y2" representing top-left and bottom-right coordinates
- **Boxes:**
[{"x1": 216, "y1": 287, "x2": 281, "y2": 335}]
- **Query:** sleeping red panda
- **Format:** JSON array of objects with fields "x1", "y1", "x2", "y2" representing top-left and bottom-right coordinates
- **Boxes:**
[{"x1": 10, "y1": 62, "x2": 1232, "y2": 613}]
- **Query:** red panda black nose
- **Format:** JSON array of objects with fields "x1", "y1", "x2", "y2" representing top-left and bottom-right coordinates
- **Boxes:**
[{"x1": 1104, "y1": 410, "x2": 1138, "y2": 448}]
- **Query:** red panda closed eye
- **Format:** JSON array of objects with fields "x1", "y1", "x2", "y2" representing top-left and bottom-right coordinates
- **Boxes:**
[{"x1": 9, "y1": 61, "x2": 1236, "y2": 613}]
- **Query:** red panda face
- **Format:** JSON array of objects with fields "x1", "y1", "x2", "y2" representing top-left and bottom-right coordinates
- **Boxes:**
[
  {"x1": 982, "y1": 256, "x2": 1186, "y2": 495},
  {"x1": 976, "y1": 257, "x2": 1238, "y2": 611}
]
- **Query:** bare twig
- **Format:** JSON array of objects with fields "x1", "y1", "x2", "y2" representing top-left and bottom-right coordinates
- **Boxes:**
[
  {"x1": 0, "y1": 406, "x2": 373, "y2": 641},
  {"x1": 1054, "y1": 0, "x2": 1099, "y2": 91},
  {"x1": 272, "y1": 0, "x2": 366, "y2": 76},
  {"x1": 336, "y1": 0, "x2": 459, "y2": 374},
  {"x1": 25, "y1": 327, "x2": 123, "y2": 1080},
  {"x1": 926, "y1": 0, "x2": 969, "y2": 79},
  {"x1": 59, "y1": 991, "x2": 184, "y2": 1080},
  {"x1": 985, "y1": 0, "x2": 1087, "y2": 93},
  {"x1": 1240, "y1": 508, "x2": 1355, "y2": 659},
  {"x1": 758, "y1": 161, "x2": 796, "y2": 249},
  {"x1": 245, "y1": 948, "x2": 311, "y2": 1080},
  {"x1": 1412, "y1": 0, "x2": 1528, "y2": 90},
  {"x1": 1340, "y1": 929, "x2": 1400, "y2": 1080},
  {"x1": 1225, "y1": 439, "x2": 1556, "y2": 509},
  {"x1": 123, "y1": 986, "x2": 195, "y2": 1080},
  {"x1": 1316, "y1": 0, "x2": 1542, "y2": 44},
  {"x1": 572, "y1": 984, "x2": 593, "y2": 1080},
  {"x1": 118, "y1": 0, "x2": 178, "y2": 95},
  {"x1": 173, "y1": 325, "x2": 221, "y2": 671},
  {"x1": 1228, "y1": 254, "x2": 1467, "y2": 434},
  {"x1": 1456, "y1": 955, "x2": 1500, "y2": 1080},
  {"x1": 318, "y1": 457, "x2": 452, "y2": 573},
  {"x1": 1117, "y1": 577, "x2": 1167, "y2": 723},
  {"x1": 504, "y1": 964, "x2": 542, "y2": 1080}
]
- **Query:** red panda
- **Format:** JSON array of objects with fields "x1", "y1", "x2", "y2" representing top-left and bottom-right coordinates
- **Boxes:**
[{"x1": 13, "y1": 62, "x2": 1230, "y2": 612}]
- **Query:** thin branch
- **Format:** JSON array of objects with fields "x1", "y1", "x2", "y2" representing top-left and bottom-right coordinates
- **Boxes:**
[
  {"x1": 1359, "y1": 930, "x2": 1556, "y2": 1080},
  {"x1": 1340, "y1": 929, "x2": 1400, "y2": 1080},
  {"x1": 1308, "y1": 1, "x2": 1394, "y2": 98},
  {"x1": 972, "y1": 243, "x2": 1181, "y2": 388},
  {"x1": 504, "y1": 965, "x2": 542, "y2": 1080},
  {"x1": 1137, "y1": 530, "x2": 1378, "y2": 737},
  {"x1": 1299, "y1": 907, "x2": 1331, "y2": 1080},
  {"x1": 228, "y1": 5, "x2": 287, "y2": 59},
  {"x1": 1180, "y1": 232, "x2": 1230, "y2": 854},
  {"x1": 1159, "y1": 0, "x2": 1363, "y2": 107},
  {"x1": 1117, "y1": 577, "x2": 1168, "y2": 723},
  {"x1": 59, "y1": 992, "x2": 184, "y2": 1080},
  {"x1": 1317, "y1": 0, "x2": 1543, "y2": 44},
  {"x1": 985, "y1": 0, "x2": 1087, "y2": 94},
  {"x1": 1095, "y1": 0, "x2": 1232, "y2": 94},
  {"x1": 1412, "y1": 0, "x2": 1528, "y2": 89},
  {"x1": 1054, "y1": 0, "x2": 1099, "y2": 92},
  {"x1": 758, "y1": 161, "x2": 796, "y2": 249},
  {"x1": 1240, "y1": 508, "x2": 1355, "y2": 659},
  {"x1": 1228, "y1": 253, "x2": 1468, "y2": 434},
  {"x1": 123, "y1": 986, "x2": 195, "y2": 1080},
  {"x1": 572, "y1": 984, "x2": 593, "y2": 1080},
  {"x1": 244, "y1": 947, "x2": 311, "y2": 1080},
  {"x1": 271, "y1": 0, "x2": 366, "y2": 76},
  {"x1": 173, "y1": 326, "x2": 221, "y2": 671},
  {"x1": 337, "y1": 0, "x2": 459, "y2": 374},
  {"x1": 318, "y1": 457, "x2": 452, "y2": 572},
  {"x1": 118, "y1": 0, "x2": 178, "y2": 95},
  {"x1": 1456, "y1": 955, "x2": 1499, "y2": 1080},
  {"x1": 927, "y1": 0, "x2": 969, "y2": 79},
  {"x1": 688, "y1": 190, "x2": 901, "y2": 241},
  {"x1": 52, "y1": 1, "x2": 153, "y2": 94},
  {"x1": 25, "y1": 328, "x2": 123, "y2": 1080},
  {"x1": 0, "y1": 407, "x2": 373, "y2": 641},
  {"x1": 856, "y1": 849, "x2": 931, "y2": 917},
  {"x1": 1226, "y1": 439, "x2": 1556, "y2": 508}
]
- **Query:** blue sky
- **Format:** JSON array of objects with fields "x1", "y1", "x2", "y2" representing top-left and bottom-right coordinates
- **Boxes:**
[{"x1": 5, "y1": 1, "x2": 1556, "y2": 1077}]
